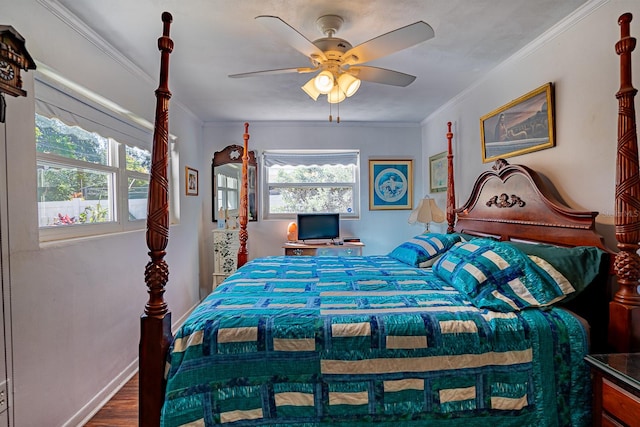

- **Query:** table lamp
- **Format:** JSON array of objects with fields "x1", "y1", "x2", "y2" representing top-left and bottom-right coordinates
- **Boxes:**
[
  {"x1": 287, "y1": 221, "x2": 298, "y2": 241},
  {"x1": 408, "y1": 197, "x2": 445, "y2": 232}
]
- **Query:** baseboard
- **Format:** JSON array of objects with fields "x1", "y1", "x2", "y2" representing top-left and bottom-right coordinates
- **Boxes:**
[
  {"x1": 65, "y1": 301, "x2": 199, "y2": 426},
  {"x1": 68, "y1": 359, "x2": 138, "y2": 427}
]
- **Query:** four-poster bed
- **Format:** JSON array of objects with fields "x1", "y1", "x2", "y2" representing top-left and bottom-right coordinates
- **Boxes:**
[{"x1": 139, "y1": 11, "x2": 640, "y2": 427}]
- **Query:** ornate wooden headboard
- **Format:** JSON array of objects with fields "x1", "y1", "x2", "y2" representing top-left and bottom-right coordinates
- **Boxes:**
[
  {"x1": 447, "y1": 158, "x2": 613, "y2": 353},
  {"x1": 454, "y1": 159, "x2": 607, "y2": 249}
]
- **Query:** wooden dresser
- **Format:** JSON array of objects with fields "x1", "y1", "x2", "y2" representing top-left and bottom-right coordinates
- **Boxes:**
[
  {"x1": 585, "y1": 353, "x2": 640, "y2": 427},
  {"x1": 283, "y1": 241, "x2": 364, "y2": 257}
]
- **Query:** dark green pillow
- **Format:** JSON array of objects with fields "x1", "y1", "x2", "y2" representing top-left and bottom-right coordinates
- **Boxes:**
[{"x1": 505, "y1": 241, "x2": 609, "y2": 300}]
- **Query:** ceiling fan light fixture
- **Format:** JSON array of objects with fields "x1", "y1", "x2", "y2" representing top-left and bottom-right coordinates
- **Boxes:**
[
  {"x1": 337, "y1": 73, "x2": 361, "y2": 97},
  {"x1": 314, "y1": 70, "x2": 334, "y2": 94},
  {"x1": 301, "y1": 78, "x2": 320, "y2": 100},
  {"x1": 327, "y1": 84, "x2": 346, "y2": 104},
  {"x1": 236, "y1": 15, "x2": 434, "y2": 119}
]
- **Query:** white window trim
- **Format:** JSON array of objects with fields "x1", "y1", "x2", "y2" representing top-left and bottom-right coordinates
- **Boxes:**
[
  {"x1": 34, "y1": 68, "x2": 161, "y2": 241},
  {"x1": 262, "y1": 149, "x2": 360, "y2": 220}
]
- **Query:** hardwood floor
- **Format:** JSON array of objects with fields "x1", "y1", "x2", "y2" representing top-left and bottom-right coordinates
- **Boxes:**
[{"x1": 84, "y1": 373, "x2": 137, "y2": 426}]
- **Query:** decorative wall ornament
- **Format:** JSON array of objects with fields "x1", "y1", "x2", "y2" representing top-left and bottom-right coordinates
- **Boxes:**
[
  {"x1": 492, "y1": 158, "x2": 509, "y2": 171},
  {"x1": 486, "y1": 193, "x2": 526, "y2": 208},
  {"x1": 369, "y1": 159, "x2": 413, "y2": 210},
  {"x1": 0, "y1": 25, "x2": 36, "y2": 98}
]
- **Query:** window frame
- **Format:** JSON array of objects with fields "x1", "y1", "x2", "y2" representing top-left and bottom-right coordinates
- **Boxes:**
[
  {"x1": 261, "y1": 149, "x2": 360, "y2": 220},
  {"x1": 36, "y1": 128, "x2": 120, "y2": 240},
  {"x1": 36, "y1": 127, "x2": 153, "y2": 241},
  {"x1": 122, "y1": 144, "x2": 151, "y2": 225},
  {"x1": 34, "y1": 72, "x2": 156, "y2": 242}
]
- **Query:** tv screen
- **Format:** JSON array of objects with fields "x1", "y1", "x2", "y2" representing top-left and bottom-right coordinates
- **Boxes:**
[{"x1": 296, "y1": 213, "x2": 340, "y2": 241}]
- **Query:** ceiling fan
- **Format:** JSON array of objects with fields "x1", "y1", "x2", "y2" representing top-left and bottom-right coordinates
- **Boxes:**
[{"x1": 229, "y1": 15, "x2": 435, "y2": 104}]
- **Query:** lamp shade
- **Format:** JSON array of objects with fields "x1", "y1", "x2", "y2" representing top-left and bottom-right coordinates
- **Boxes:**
[
  {"x1": 314, "y1": 70, "x2": 334, "y2": 94},
  {"x1": 428, "y1": 198, "x2": 445, "y2": 223},
  {"x1": 408, "y1": 198, "x2": 445, "y2": 230},
  {"x1": 301, "y1": 78, "x2": 320, "y2": 100},
  {"x1": 327, "y1": 84, "x2": 346, "y2": 104},
  {"x1": 337, "y1": 73, "x2": 361, "y2": 97}
]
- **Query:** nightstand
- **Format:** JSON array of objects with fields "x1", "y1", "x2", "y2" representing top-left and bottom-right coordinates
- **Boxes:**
[{"x1": 585, "y1": 353, "x2": 640, "y2": 427}]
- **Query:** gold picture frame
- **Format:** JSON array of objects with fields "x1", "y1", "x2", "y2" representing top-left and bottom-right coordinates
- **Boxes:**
[
  {"x1": 480, "y1": 82, "x2": 555, "y2": 163},
  {"x1": 369, "y1": 159, "x2": 413, "y2": 210},
  {"x1": 429, "y1": 151, "x2": 447, "y2": 193},
  {"x1": 185, "y1": 166, "x2": 198, "y2": 196}
]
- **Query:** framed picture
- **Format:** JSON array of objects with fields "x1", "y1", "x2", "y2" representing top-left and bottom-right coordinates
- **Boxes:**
[
  {"x1": 185, "y1": 166, "x2": 198, "y2": 196},
  {"x1": 429, "y1": 151, "x2": 447, "y2": 193},
  {"x1": 480, "y1": 82, "x2": 555, "y2": 163},
  {"x1": 369, "y1": 159, "x2": 413, "y2": 210}
]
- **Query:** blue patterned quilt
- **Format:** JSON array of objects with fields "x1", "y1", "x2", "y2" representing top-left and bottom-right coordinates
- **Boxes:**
[{"x1": 161, "y1": 255, "x2": 590, "y2": 426}]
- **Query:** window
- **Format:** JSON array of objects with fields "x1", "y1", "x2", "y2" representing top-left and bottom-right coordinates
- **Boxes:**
[
  {"x1": 35, "y1": 73, "x2": 154, "y2": 241},
  {"x1": 262, "y1": 150, "x2": 360, "y2": 219},
  {"x1": 125, "y1": 145, "x2": 151, "y2": 221}
]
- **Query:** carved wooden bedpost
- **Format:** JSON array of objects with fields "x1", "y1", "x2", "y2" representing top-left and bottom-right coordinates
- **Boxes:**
[
  {"x1": 446, "y1": 122, "x2": 456, "y2": 233},
  {"x1": 140, "y1": 12, "x2": 173, "y2": 426},
  {"x1": 237, "y1": 122, "x2": 250, "y2": 268},
  {"x1": 611, "y1": 12, "x2": 640, "y2": 352}
]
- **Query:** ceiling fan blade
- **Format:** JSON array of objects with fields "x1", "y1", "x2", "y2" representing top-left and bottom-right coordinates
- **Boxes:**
[
  {"x1": 350, "y1": 66, "x2": 416, "y2": 87},
  {"x1": 343, "y1": 21, "x2": 434, "y2": 64},
  {"x1": 229, "y1": 67, "x2": 316, "y2": 78},
  {"x1": 255, "y1": 15, "x2": 327, "y2": 62}
]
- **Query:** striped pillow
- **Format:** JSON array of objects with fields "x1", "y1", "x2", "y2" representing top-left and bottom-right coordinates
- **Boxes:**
[
  {"x1": 388, "y1": 233, "x2": 461, "y2": 267},
  {"x1": 433, "y1": 238, "x2": 575, "y2": 312}
]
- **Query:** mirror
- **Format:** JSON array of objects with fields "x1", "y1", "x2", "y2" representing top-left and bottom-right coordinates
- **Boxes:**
[{"x1": 212, "y1": 145, "x2": 257, "y2": 222}]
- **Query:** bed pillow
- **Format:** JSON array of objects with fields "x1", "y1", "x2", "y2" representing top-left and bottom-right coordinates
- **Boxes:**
[
  {"x1": 505, "y1": 241, "x2": 609, "y2": 301},
  {"x1": 388, "y1": 233, "x2": 461, "y2": 267},
  {"x1": 453, "y1": 232, "x2": 478, "y2": 242},
  {"x1": 433, "y1": 238, "x2": 576, "y2": 312}
]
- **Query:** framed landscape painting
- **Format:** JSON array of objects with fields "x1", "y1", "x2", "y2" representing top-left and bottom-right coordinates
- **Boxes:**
[
  {"x1": 429, "y1": 151, "x2": 447, "y2": 193},
  {"x1": 369, "y1": 159, "x2": 413, "y2": 210},
  {"x1": 480, "y1": 82, "x2": 555, "y2": 163}
]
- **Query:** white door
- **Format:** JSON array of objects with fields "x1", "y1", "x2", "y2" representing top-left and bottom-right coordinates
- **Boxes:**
[{"x1": 0, "y1": 101, "x2": 13, "y2": 426}]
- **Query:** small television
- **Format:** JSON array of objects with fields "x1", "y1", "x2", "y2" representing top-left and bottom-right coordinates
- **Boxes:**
[{"x1": 296, "y1": 213, "x2": 340, "y2": 242}]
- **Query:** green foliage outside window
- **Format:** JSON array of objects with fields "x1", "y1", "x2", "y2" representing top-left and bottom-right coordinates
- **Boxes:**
[
  {"x1": 269, "y1": 165, "x2": 355, "y2": 214},
  {"x1": 36, "y1": 115, "x2": 108, "y2": 164},
  {"x1": 36, "y1": 115, "x2": 149, "y2": 203}
]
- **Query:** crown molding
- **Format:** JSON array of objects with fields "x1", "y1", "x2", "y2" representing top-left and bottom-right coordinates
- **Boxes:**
[
  {"x1": 36, "y1": 0, "x2": 202, "y2": 124},
  {"x1": 423, "y1": 0, "x2": 610, "y2": 125},
  {"x1": 37, "y1": 0, "x2": 151, "y2": 82},
  {"x1": 506, "y1": 0, "x2": 609, "y2": 63}
]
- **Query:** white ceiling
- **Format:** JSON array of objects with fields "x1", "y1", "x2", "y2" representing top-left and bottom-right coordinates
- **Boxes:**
[{"x1": 56, "y1": 0, "x2": 589, "y2": 124}]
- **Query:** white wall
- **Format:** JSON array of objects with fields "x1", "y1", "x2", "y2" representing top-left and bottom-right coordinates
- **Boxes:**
[
  {"x1": 2, "y1": 1, "x2": 205, "y2": 425},
  {"x1": 422, "y1": 0, "x2": 640, "y2": 250},
  {"x1": 202, "y1": 122, "x2": 424, "y2": 282}
]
